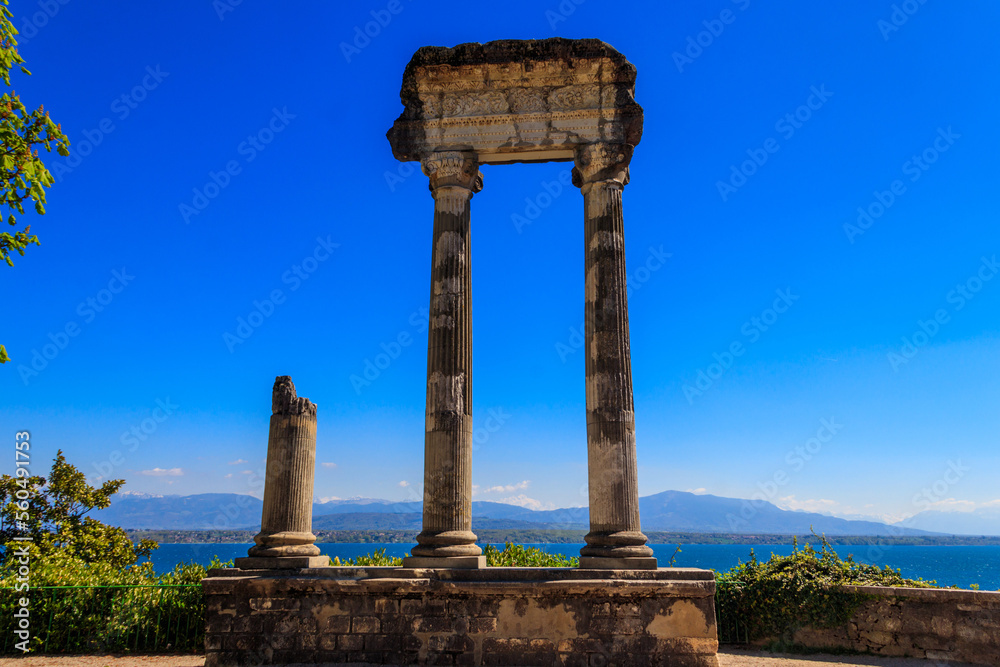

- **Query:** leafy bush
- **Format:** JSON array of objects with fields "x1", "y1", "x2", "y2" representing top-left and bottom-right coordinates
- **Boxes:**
[
  {"x1": 484, "y1": 543, "x2": 578, "y2": 567},
  {"x1": 0, "y1": 554, "x2": 233, "y2": 654},
  {"x1": 715, "y1": 535, "x2": 932, "y2": 644},
  {"x1": 329, "y1": 543, "x2": 578, "y2": 567},
  {"x1": 0, "y1": 450, "x2": 237, "y2": 654},
  {"x1": 330, "y1": 547, "x2": 402, "y2": 566}
]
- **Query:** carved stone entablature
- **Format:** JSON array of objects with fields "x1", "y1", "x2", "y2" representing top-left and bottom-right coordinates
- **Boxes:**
[{"x1": 387, "y1": 39, "x2": 643, "y2": 165}]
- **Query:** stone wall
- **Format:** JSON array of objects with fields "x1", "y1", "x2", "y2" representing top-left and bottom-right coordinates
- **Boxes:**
[
  {"x1": 785, "y1": 585, "x2": 1000, "y2": 666},
  {"x1": 202, "y1": 566, "x2": 719, "y2": 666}
]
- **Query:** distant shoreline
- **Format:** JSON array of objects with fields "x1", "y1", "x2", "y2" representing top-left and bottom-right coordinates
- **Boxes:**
[{"x1": 128, "y1": 529, "x2": 1000, "y2": 546}]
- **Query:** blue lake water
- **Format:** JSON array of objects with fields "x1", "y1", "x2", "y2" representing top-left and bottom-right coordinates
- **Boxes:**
[{"x1": 152, "y1": 542, "x2": 1000, "y2": 590}]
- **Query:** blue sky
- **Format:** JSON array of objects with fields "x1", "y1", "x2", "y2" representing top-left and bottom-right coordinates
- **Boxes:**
[{"x1": 2, "y1": 0, "x2": 999, "y2": 524}]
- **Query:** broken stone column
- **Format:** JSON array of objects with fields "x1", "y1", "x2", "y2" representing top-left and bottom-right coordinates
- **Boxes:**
[
  {"x1": 402, "y1": 151, "x2": 486, "y2": 569},
  {"x1": 235, "y1": 376, "x2": 328, "y2": 569},
  {"x1": 573, "y1": 143, "x2": 657, "y2": 570}
]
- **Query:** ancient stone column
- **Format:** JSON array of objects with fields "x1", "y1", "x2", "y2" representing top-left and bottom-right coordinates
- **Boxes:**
[
  {"x1": 235, "y1": 376, "x2": 328, "y2": 569},
  {"x1": 403, "y1": 151, "x2": 486, "y2": 569},
  {"x1": 573, "y1": 143, "x2": 657, "y2": 570}
]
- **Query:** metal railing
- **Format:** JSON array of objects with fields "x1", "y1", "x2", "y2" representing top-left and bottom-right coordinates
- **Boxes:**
[
  {"x1": 0, "y1": 585, "x2": 204, "y2": 654},
  {"x1": 715, "y1": 581, "x2": 752, "y2": 644}
]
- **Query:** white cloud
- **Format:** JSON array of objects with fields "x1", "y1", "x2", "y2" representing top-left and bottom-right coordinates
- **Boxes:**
[
  {"x1": 777, "y1": 495, "x2": 901, "y2": 523},
  {"x1": 780, "y1": 495, "x2": 1000, "y2": 524},
  {"x1": 227, "y1": 459, "x2": 247, "y2": 465},
  {"x1": 140, "y1": 467, "x2": 183, "y2": 477},
  {"x1": 686, "y1": 488, "x2": 708, "y2": 495},
  {"x1": 777, "y1": 495, "x2": 841, "y2": 513},
  {"x1": 496, "y1": 494, "x2": 554, "y2": 511},
  {"x1": 479, "y1": 480, "x2": 530, "y2": 495},
  {"x1": 241, "y1": 470, "x2": 253, "y2": 475},
  {"x1": 398, "y1": 480, "x2": 410, "y2": 488},
  {"x1": 224, "y1": 473, "x2": 233, "y2": 479},
  {"x1": 321, "y1": 462, "x2": 337, "y2": 469},
  {"x1": 923, "y1": 498, "x2": 978, "y2": 513}
]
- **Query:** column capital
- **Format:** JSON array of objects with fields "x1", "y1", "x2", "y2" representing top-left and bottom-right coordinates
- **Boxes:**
[
  {"x1": 421, "y1": 151, "x2": 484, "y2": 193},
  {"x1": 572, "y1": 143, "x2": 633, "y2": 192}
]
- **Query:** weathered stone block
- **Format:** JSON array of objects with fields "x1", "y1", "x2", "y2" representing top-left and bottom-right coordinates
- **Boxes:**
[
  {"x1": 326, "y1": 615, "x2": 349, "y2": 633},
  {"x1": 765, "y1": 585, "x2": 1000, "y2": 667},
  {"x1": 469, "y1": 616, "x2": 496, "y2": 633},
  {"x1": 337, "y1": 634, "x2": 363, "y2": 651},
  {"x1": 203, "y1": 567, "x2": 718, "y2": 666},
  {"x1": 352, "y1": 615, "x2": 380, "y2": 633},
  {"x1": 416, "y1": 616, "x2": 455, "y2": 633}
]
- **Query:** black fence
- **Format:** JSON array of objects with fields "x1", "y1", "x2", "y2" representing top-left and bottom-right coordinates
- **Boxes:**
[{"x1": 0, "y1": 585, "x2": 204, "y2": 654}]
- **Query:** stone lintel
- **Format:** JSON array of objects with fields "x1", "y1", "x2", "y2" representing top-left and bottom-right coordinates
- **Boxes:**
[
  {"x1": 207, "y1": 565, "x2": 713, "y2": 584},
  {"x1": 579, "y1": 556, "x2": 659, "y2": 570},
  {"x1": 387, "y1": 38, "x2": 643, "y2": 164},
  {"x1": 233, "y1": 555, "x2": 329, "y2": 570},
  {"x1": 402, "y1": 555, "x2": 486, "y2": 569}
]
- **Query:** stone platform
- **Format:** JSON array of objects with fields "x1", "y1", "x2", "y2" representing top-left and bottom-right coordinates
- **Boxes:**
[{"x1": 202, "y1": 566, "x2": 719, "y2": 666}]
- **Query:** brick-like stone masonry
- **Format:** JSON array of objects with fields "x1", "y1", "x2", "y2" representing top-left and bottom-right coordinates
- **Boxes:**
[
  {"x1": 784, "y1": 585, "x2": 1000, "y2": 666},
  {"x1": 202, "y1": 567, "x2": 720, "y2": 666}
]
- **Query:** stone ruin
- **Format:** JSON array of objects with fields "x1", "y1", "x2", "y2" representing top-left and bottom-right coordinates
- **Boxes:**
[{"x1": 203, "y1": 38, "x2": 719, "y2": 667}]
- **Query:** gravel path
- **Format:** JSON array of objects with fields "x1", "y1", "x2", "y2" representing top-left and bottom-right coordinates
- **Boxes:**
[
  {"x1": 719, "y1": 648, "x2": 974, "y2": 667},
  {"x1": 0, "y1": 650, "x2": 973, "y2": 666},
  {"x1": 0, "y1": 656, "x2": 204, "y2": 666}
]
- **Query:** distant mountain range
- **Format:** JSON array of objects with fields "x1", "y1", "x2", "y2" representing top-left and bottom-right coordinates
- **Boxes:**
[
  {"x1": 95, "y1": 490, "x2": 995, "y2": 536},
  {"x1": 898, "y1": 506, "x2": 1000, "y2": 536}
]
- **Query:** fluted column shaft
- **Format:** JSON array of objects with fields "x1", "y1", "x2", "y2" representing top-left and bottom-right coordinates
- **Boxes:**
[
  {"x1": 411, "y1": 152, "x2": 483, "y2": 559},
  {"x1": 573, "y1": 143, "x2": 654, "y2": 564},
  {"x1": 249, "y1": 376, "x2": 320, "y2": 558}
]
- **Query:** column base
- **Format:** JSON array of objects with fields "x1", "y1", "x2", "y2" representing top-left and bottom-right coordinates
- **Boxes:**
[
  {"x1": 579, "y1": 556, "x2": 658, "y2": 570},
  {"x1": 402, "y1": 555, "x2": 486, "y2": 569},
  {"x1": 234, "y1": 556, "x2": 329, "y2": 570}
]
